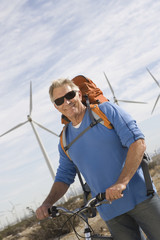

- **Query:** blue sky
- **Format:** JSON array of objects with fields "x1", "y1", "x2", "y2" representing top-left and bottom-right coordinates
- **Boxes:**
[{"x1": 0, "y1": 0, "x2": 160, "y2": 227}]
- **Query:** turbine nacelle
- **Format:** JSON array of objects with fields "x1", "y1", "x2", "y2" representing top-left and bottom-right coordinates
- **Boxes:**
[{"x1": 27, "y1": 115, "x2": 32, "y2": 122}]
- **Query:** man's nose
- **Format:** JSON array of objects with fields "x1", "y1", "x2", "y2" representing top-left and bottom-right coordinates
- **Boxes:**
[{"x1": 63, "y1": 98, "x2": 71, "y2": 105}]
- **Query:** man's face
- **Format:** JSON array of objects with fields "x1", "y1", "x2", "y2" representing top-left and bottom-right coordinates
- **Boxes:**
[{"x1": 53, "y1": 84, "x2": 82, "y2": 119}]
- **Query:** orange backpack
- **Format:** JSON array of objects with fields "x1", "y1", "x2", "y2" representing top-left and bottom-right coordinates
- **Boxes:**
[{"x1": 72, "y1": 75, "x2": 108, "y2": 105}]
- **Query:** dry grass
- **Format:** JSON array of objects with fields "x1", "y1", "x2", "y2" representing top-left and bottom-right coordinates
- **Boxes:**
[
  {"x1": 1, "y1": 155, "x2": 160, "y2": 240},
  {"x1": 0, "y1": 196, "x2": 84, "y2": 240}
]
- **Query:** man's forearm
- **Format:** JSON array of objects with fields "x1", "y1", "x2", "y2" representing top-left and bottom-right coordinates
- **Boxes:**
[
  {"x1": 117, "y1": 138, "x2": 146, "y2": 186},
  {"x1": 36, "y1": 181, "x2": 69, "y2": 220},
  {"x1": 43, "y1": 181, "x2": 69, "y2": 205},
  {"x1": 105, "y1": 138, "x2": 146, "y2": 201}
]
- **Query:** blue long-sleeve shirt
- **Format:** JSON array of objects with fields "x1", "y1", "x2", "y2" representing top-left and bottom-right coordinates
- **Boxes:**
[{"x1": 55, "y1": 102, "x2": 156, "y2": 221}]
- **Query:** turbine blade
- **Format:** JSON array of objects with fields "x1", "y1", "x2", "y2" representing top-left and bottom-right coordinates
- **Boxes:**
[
  {"x1": 29, "y1": 81, "x2": 33, "y2": 116},
  {"x1": 146, "y1": 68, "x2": 160, "y2": 88},
  {"x1": 118, "y1": 100, "x2": 147, "y2": 104},
  {"x1": 103, "y1": 72, "x2": 116, "y2": 97},
  {"x1": 33, "y1": 120, "x2": 59, "y2": 137},
  {"x1": 151, "y1": 94, "x2": 160, "y2": 114},
  {"x1": 0, "y1": 120, "x2": 28, "y2": 137}
]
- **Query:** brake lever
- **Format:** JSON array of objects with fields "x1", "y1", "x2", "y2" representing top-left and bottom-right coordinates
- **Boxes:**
[
  {"x1": 95, "y1": 199, "x2": 112, "y2": 207},
  {"x1": 85, "y1": 197, "x2": 97, "y2": 208},
  {"x1": 85, "y1": 196, "x2": 112, "y2": 209}
]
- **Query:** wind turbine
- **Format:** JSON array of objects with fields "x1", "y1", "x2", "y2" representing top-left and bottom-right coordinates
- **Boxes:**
[
  {"x1": 146, "y1": 68, "x2": 160, "y2": 114},
  {"x1": 103, "y1": 72, "x2": 147, "y2": 105},
  {"x1": 1, "y1": 82, "x2": 68, "y2": 202},
  {"x1": 1, "y1": 83, "x2": 59, "y2": 183}
]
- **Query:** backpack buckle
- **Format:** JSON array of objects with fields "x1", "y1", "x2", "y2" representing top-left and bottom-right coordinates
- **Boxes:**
[
  {"x1": 90, "y1": 120, "x2": 98, "y2": 127},
  {"x1": 147, "y1": 190, "x2": 155, "y2": 196}
]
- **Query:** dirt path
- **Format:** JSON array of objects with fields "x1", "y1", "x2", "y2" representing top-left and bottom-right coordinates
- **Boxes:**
[{"x1": 2, "y1": 214, "x2": 110, "y2": 240}]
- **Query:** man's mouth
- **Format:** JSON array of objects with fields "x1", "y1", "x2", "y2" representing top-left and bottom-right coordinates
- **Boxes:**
[{"x1": 64, "y1": 103, "x2": 75, "y2": 110}]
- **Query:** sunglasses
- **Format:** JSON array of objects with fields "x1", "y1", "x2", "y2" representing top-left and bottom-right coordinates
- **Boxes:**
[{"x1": 54, "y1": 90, "x2": 77, "y2": 106}]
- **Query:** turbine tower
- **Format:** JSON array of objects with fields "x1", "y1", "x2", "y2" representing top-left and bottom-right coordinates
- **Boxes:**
[
  {"x1": 1, "y1": 82, "x2": 62, "y2": 181},
  {"x1": 103, "y1": 72, "x2": 147, "y2": 105},
  {"x1": 146, "y1": 68, "x2": 160, "y2": 114}
]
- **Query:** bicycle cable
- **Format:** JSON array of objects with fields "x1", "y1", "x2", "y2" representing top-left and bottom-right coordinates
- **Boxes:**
[{"x1": 56, "y1": 210, "x2": 95, "y2": 239}]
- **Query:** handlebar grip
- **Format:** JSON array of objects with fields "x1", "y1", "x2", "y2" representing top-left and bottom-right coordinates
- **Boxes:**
[
  {"x1": 96, "y1": 192, "x2": 106, "y2": 201},
  {"x1": 48, "y1": 206, "x2": 58, "y2": 217},
  {"x1": 48, "y1": 208, "x2": 51, "y2": 214}
]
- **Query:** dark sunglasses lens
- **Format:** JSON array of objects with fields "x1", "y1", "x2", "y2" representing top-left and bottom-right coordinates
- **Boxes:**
[
  {"x1": 65, "y1": 91, "x2": 76, "y2": 100},
  {"x1": 54, "y1": 97, "x2": 64, "y2": 106},
  {"x1": 54, "y1": 91, "x2": 76, "y2": 106}
]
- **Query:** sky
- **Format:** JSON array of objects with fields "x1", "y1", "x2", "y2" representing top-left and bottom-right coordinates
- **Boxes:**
[{"x1": 0, "y1": 0, "x2": 160, "y2": 228}]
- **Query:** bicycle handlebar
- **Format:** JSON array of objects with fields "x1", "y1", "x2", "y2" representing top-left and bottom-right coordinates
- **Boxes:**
[{"x1": 48, "y1": 192, "x2": 110, "y2": 217}]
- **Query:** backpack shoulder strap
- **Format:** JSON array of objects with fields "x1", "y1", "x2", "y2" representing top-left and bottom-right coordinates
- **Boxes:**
[
  {"x1": 60, "y1": 125, "x2": 71, "y2": 160},
  {"x1": 141, "y1": 153, "x2": 154, "y2": 196},
  {"x1": 90, "y1": 104, "x2": 113, "y2": 129},
  {"x1": 60, "y1": 125, "x2": 93, "y2": 204}
]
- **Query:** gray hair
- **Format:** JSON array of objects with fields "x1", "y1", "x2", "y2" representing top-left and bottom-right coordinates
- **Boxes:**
[{"x1": 49, "y1": 78, "x2": 79, "y2": 103}]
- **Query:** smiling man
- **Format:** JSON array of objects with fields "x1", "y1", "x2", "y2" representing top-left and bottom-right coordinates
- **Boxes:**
[
  {"x1": 52, "y1": 81, "x2": 86, "y2": 126},
  {"x1": 36, "y1": 78, "x2": 160, "y2": 240}
]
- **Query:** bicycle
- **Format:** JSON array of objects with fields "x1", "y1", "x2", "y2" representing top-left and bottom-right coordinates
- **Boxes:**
[{"x1": 48, "y1": 192, "x2": 113, "y2": 240}]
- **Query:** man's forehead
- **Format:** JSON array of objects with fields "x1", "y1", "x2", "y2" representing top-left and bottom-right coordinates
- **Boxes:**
[{"x1": 53, "y1": 85, "x2": 72, "y2": 97}]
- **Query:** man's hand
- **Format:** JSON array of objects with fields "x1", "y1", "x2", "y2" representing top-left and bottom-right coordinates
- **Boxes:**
[
  {"x1": 36, "y1": 203, "x2": 51, "y2": 220},
  {"x1": 105, "y1": 182, "x2": 126, "y2": 201}
]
